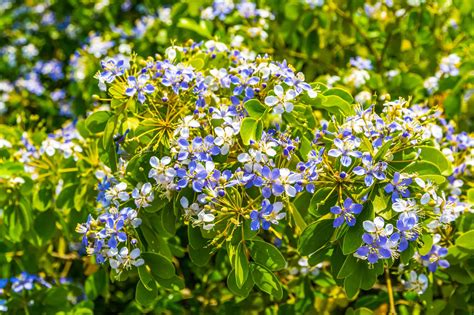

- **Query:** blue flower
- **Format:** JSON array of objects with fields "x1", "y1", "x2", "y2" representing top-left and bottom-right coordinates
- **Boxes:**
[
  {"x1": 100, "y1": 58, "x2": 127, "y2": 83},
  {"x1": 110, "y1": 248, "x2": 144, "y2": 270},
  {"x1": 394, "y1": 212, "x2": 419, "y2": 251},
  {"x1": 0, "y1": 299, "x2": 7, "y2": 312},
  {"x1": 160, "y1": 63, "x2": 195, "y2": 94},
  {"x1": 76, "y1": 214, "x2": 95, "y2": 246},
  {"x1": 421, "y1": 245, "x2": 450, "y2": 272},
  {"x1": 384, "y1": 172, "x2": 412, "y2": 202},
  {"x1": 250, "y1": 199, "x2": 286, "y2": 231},
  {"x1": 176, "y1": 160, "x2": 214, "y2": 192},
  {"x1": 330, "y1": 198, "x2": 363, "y2": 227},
  {"x1": 356, "y1": 233, "x2": 394, "y2": 264},
  {"x1": 125, "y1": 74, "x2": 154, "y2": 104},
  {"x1": 257, "y1": 166, "x2": 301, "y2": 198},
  {"x1": 355, "y1": 217, "x2": 396, "y2": 263},
  {"x1": 98, "y1": 214, "x2": 127, "y2": 252},
  {"x1": 353, "y1": 153, "x2": 387, "y2": 186},
  {"x1": 10, "y1": 272, "x2": 51, "y2": 293},
  {"x1": 96, "y1": 176, "x2": 114, "y2": 206},
  {"x1": 328, "y1": 136, "x2": 362, "y2": 167},
  {"x1": 404, "y1": 271, "x2": 428, "y2": 295},
  {"x1": 350, "y1": 56, "x2": 373, "y2": 70}
]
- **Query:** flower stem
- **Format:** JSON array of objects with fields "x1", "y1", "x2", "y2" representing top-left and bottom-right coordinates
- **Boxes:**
[{"x1": 385, "y1": 267, "x2": 397, "y2": 315}]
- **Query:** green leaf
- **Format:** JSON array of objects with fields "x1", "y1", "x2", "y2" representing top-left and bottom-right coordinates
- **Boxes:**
[
  {"x1": 44, "y1": 287, "x2": 69, "y2": 306},
  {"x1": 85, "y1": 111, "x2": 111, "y2": 133},
  {"x1": 244, "y1": 99, "x2": 266, "y2": 119},
  {"x1": 189, "y1": 245, "x2": 212, "y2": 266},
  {"x1": 323, "y1": 88, "x2": 354, "y2": 104},
  {"x1": 444, "y1": 93, "x2": 461, "y2": 118},
  {"x1": 418, "y1": 174, "x2": 446, "y2": 185},
  {"x1": 135, "y1": 280, "x2": 157, "y2": 306},
  {"x1": 85, "y1": 269, "x2": 106, "y2": 300},
  {"x1": 468, "y1": 188, "x2": 474, "y2": 204},
  {"x1": 235, "y1": 242, "x2": 249, "y2": 288},
  {"x1": 308, "y1": 247, "x2": 330, "y2": 266},
  {"x1": 321, "y1": 95, "x2": 354, "y2": 116},
  {"x1": 177, "y1": 18, "x2": 212, "y2": 38},
  {"x1": 160, "y1": 205, "x2": 176, "y2": 236},
  {"x1": 227, "y1": 269, "x2": 254, "y2": 297},
  {"x1": 298, "y1": 219, "x2": 334, "y2": 256},
  {"x1": 34, "y1": 210, "x2": 56, "y2": 242},
  {"x1": 415, "y1": 146, "x2": 453, "y2": 176},
  {"x1": 337, "y1": 255, "x2": 357, "y2": 279},
  {"x1": 155, "y1": 275, "x2": 185, "y2": 291},
  {"x1": 401, "y1": 243, "x2": 415, "y2": 264},
  {"x1": 188, "y1": 225, "x2": 207, "y2": 249},
  {"x1": 299, "y1": 136, "x2": 313, "y2": 161},
  {"x1": 248, "y1": 240, "x2": 287, "y2": 271},
  {"x1": 344, "y1": 273, "x2": 360, "y2": 299},
  {"x1": 102, "y1": 115, "x2": 116, "y2": 150},
  {"x1": 309, "y1": 187, "x2": 337, "y2": 216},
  {"x1": 56, "y1": 184, "x2": 77, "y2": 209},
  {"x1": 33, "y1": 186, "x2": 51, "y2": 211},
  {"x1": 284, "y1": 2, "x2": 300, "y2": 20},
  {"x1": 189, "y1": 58, "x2": 205, "y2": 70},
  {"x1": 240, "y1": 117, "x2": 262, "y2": 145},
  {"x1": 144, "y1": 195, "x2": 169, "y2": 213},
  {"x1": 250, "y1": 263, "x2": 283, "y2": 299},
  {"x1": 142, "y1": 252, "x2": 175, "y2": 280},
  {"x1": 137, "y1": 265, "x2": 155, "y2": 291},
  {"x1": 402, "y1": 161, "x2": 441, "y2": 175},
  {"x1": 455, "y1": 230, "x2": 474, "y2": 250}
]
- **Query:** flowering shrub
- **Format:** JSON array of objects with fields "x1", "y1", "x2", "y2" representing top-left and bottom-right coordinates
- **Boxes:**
[
  {"x1": 0, "y1": 1, "x2": 473, "y2": 314},
  {"x1": 74, "y1": 40, "x2": 473, "y2": 313}
]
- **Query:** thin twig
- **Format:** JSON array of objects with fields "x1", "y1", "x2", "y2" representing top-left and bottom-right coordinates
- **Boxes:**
[{"x1": 385, "y1": 267, "x2": 397, "y2": 315}]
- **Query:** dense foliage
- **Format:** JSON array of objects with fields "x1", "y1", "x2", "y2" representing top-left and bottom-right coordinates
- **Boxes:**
[{"x1": 0, "y1": 1, "x2": 473, "y2": 314}]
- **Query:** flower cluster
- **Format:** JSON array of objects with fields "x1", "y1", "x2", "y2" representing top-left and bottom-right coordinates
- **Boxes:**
[
  {"x1": 76, "y1": 169, "x2": 154, "y2": 272},
  {"x1": 85, "y1": 41, "x2": 473, "y2": 295}
]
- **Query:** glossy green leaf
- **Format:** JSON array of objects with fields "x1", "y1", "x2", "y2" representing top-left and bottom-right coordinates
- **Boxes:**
[
  {"x1": 235, "y1": 242, "x2": 249, "y2": 288},
  {"x1": 415, "y1": 146, "x2": 453, "y2": 176},
  {"x1": 323, "y1": 87, "x2": 354, "y2": 104},
  {"x1": 227, "y1": 269, "x2": 254, "y2": 297},
  {"x1": 455, "y1": 230, "x2": 474, "y2": 250},
  {"x1": 240, "y1": 117, "x2": 262, "y2": 144},
  {"x1": 298, "y1": 219, "x2": 334, "y2": 256},
  {"x1": 250, "y1": 263, "x2": 283, "y2": 299},
  {"x1": 244, "y1": 99, "x2": 266, "y2": 119},
  {"x1": 142, "y1": 252, "x2": 175, "y2": 280},
  {"x1": 135, "y1": 280, "x2": 157, "y2": 306},
  {"x1": 85, "y1": 111, "x2": 111, "y2": 133},
  {"x1": 248, "y1": 240, "x2": 286, "y2": 271}
]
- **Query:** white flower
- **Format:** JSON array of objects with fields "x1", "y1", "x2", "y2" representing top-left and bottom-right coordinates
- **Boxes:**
[
  {"x1": 264, "y1": 85, "x2": 297, "y2": 114},
  {"x1": 214, "y1": 126, "x2": 235, "y2": 155},
  {"x1": 132, "y1": 182, "x2": 154, "y2": 208},
  {"x1": 262, "y1": 202, "x2": 286, "y2": 224},
  {"x1": 363, "y1": 217, "x2": 393, "y2": 237},
  {"x1": 344, "y1": 69, "x2": 370, "y2": 88},
  {"x1": 0, "y1": 139, "x2": 12, "y2": 148},
  {"x1": 403, "y1": 271, "x2": 428, "y2": 294},
  {"x1": 105, "y1": 182, "x2": 129, "y2": 205},
  {"x1": 149, "y1": 156, "x2": 176, "y2": 184},
  {"x1": 423, "y1": 76, "x2": 439, "y2": 94},
  {"x1": 392, "y1": 198, "x2": 418, "y2": 214},
  {"x1": 415, "y1": 178, "x2": 437, "y2": 205},
  {"x1": 175, "y1": 115, "x2": 200, "y2": 138}
]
